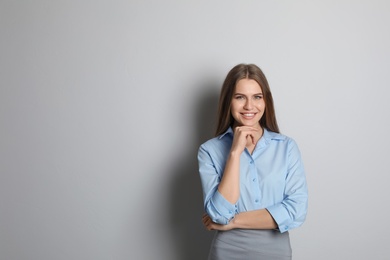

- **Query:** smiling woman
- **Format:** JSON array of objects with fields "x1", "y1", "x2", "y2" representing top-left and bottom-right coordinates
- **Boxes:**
[{"x1": 198, "y1": 64, "x2": 308, "y2": 260}]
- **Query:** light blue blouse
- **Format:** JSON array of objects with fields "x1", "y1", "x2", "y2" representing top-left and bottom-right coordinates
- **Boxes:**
[{"x1": 198, "y1": 127, "x2": 308, "y2": 233}]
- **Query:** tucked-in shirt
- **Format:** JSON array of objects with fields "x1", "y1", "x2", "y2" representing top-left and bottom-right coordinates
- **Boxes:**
[{"x1": 198, "y1": 127, "x2": 308, "y2": 233}]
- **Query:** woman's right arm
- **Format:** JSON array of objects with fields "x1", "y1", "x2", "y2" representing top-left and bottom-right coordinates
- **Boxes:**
[
  {"x1": 216, "y1": 150, "x2": 241, "y2": 204},
  {"x1": 218, "y1": 126, "x2": 261, "y2": 203},
  {"x1": 198, "y1": 126, "x2": 261, "y2": 224},
  {"x1": 198, "y1": 144, "x2": 239, "y2": 225}
]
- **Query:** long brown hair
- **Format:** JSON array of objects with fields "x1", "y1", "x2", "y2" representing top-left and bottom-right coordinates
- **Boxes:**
[{"x1": 215, "y1": 64, "x2": 280, "y2": 136}]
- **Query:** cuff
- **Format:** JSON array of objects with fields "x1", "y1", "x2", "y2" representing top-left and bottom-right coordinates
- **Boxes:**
[
  {"x1": 208, "y1": 190, "x2": 237, "y2": 224},
  {"x1": 266, "y1": 204, "x2": 290, "y2": 233}
]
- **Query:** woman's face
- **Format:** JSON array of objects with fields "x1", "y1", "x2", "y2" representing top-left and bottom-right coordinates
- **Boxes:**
[{"x1": 230, "y1": 78, "x2": 265, "y2": 128}]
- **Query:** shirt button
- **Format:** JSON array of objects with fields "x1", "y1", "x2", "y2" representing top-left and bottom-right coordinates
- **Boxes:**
[
  {"x1": 255, "y1": 199, "x2": 259, "y2": 203},
  {"x1": 252, "y1": 178, "x2": 256, "y2": 182},
  {"x1": 250, "y1": 161, "x2": 254, "y2": 164}
]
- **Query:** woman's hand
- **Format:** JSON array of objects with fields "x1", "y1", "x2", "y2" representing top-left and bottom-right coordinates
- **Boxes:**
[
  {"x1": 202, "y1": 213, "x2": 235, "y2": 231},
  {"x1": 231, "y1": 126, "x2": 262, "y2": 154}
]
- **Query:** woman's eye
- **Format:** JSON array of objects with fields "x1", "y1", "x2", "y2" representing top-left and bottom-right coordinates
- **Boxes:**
[
  {"x1": 235, "y1": 96, "x2": 244, "y2": 100},
  {"x1": 254, "y1": 95, "x2": 263, "y2": 99}
]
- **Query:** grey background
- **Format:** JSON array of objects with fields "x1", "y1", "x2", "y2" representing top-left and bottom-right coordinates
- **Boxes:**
[{"x1": 1, "y1": 1, "x2": 389, "y2": 259}]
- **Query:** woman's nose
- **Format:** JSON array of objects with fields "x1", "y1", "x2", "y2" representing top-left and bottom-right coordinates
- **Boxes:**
[{"x1": 244, "y1": 99, "x2": 253, "y2": 109}]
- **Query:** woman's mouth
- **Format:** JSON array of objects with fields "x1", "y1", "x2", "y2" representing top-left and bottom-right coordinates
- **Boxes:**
[{"x1": 241, "y1": 113, "x2": 257, "y2": 119}]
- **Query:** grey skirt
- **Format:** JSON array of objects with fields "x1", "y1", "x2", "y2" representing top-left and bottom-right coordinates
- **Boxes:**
[{"x1": 208, "y1": 229, "x2": 292, "y2": 260}]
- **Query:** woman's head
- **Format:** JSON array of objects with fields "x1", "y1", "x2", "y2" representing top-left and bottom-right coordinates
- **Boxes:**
[{"x1": 215, "y1": 64, "x2": 280, "y2": 136}]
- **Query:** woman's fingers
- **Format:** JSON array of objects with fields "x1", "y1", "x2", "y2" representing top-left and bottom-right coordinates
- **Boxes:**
[
  {"x1": 202, "y1": 214, "x2": 214, "y2": 231},
  {"x1": 202, "y1": 213, "x2": 234, "y2": 231},
  {"x1": 232, "y1": 127, "x2": 252, "y2": 152},
  {"x1": 234, "y1": 126, "x2": 262, "y2": 147}
]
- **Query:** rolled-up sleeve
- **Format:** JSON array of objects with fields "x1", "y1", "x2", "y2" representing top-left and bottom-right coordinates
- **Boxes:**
[
  {"x1": 266, "y1": 139, "x2": 308, "y2": 233},
  {"x1": 198, "y1": 145, "x2": 236, "y2": 224}
]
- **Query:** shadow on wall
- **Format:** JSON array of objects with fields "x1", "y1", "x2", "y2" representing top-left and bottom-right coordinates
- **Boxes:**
[{"x1": 169, "y1": 85, "x2": 220, "y2": 260}]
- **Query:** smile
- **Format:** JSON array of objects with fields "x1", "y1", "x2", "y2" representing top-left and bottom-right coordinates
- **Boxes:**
[{"x1": 241, "y1": 113, "x2": 257, "y2": 118}]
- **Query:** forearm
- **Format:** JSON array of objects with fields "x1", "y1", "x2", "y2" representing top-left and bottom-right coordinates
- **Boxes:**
[
  {"x1": 231, "y1": 209, "x2": 277, "y2": 230},
  {"x1": 217, "y1": 151, "x2": 241, "y2": 204}
]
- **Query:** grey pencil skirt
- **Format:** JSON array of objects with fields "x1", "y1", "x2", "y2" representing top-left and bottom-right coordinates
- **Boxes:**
[{"x1": 208, "y1": 229, "x2": 292, "y2": 260}]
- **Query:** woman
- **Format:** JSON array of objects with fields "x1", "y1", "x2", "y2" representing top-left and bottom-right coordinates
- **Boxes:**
[{"x1": 198, "y1": 64, "x2": 308, "y2": 260}]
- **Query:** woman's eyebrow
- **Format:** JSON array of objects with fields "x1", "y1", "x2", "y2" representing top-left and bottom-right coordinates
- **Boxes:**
[{"x1": 234, "y1": 92, "x2": 263, "y2": 95}]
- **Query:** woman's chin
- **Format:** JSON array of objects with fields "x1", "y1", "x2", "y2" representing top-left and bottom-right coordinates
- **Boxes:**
[{"x1": 234, "y1": 121, "x2": 260, "y2": 128}]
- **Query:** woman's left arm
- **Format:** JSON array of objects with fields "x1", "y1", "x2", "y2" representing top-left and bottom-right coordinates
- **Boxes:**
[
  {"x1": 202, "y1": 209, "x2": 277, "y2": 231},
  {"x1": 266, "y1": 138, "x2": 308, "y2": 232}
]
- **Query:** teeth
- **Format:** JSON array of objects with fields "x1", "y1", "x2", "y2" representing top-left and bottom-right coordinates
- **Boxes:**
[{"x1": 243, "y1": 113, "x2": 255, "y2": 116}]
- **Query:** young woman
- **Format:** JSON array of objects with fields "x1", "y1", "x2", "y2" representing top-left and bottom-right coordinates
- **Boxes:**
[{"x1": 198, "y1": 64, "x2": 308, "y2": 260}]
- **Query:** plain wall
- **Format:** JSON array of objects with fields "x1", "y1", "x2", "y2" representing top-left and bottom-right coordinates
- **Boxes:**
[{"x1": 1, "y1": 1, "x2": 390, "y2": 259}]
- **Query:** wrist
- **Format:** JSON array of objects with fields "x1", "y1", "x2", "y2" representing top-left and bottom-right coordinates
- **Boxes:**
[
  {"x1": 229, "y1": 150, "x2": 241, "y2": 159},
  {"x1": 231, "y1": 214, "x2": 240, "y2": 229}
]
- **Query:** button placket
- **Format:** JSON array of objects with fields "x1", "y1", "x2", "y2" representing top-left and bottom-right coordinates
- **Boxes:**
[{"x1": 248, "y1": 155, "x2": 261, "y2": 205}]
